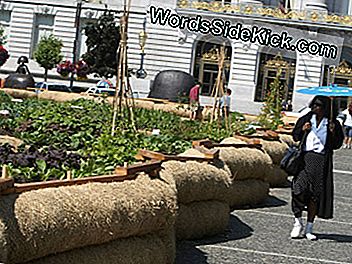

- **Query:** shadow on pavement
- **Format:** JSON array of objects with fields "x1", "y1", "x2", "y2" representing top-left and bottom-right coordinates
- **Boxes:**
[
  {"x1": 317, "y1": 233, "x2": 352, "y2": 243},
  {"x1": 176, "y1": 215, "x2": 254, "y2": 263},
  {"x1": 258, "y1": 195, "x2": 288, "y2": 208},
  {"x1": 231, "y1": 195, "x2": 288, "y2": 211}
]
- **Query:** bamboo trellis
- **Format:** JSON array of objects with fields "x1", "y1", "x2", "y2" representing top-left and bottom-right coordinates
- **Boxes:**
[
  {"x1": 210, "y1": 44, "x2": 230, "y2": 130},
  {"x1": 111, "y1": 0, "x2": 136, "y2": 136}
]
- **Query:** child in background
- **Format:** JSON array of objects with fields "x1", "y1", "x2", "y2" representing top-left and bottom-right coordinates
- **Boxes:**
[{"x1": 220, "y1": 88, "x2": 232, "y2": 119}]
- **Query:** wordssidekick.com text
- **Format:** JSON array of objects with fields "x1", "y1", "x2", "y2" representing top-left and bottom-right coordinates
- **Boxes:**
[{"x1": 149, "y1": 6, "x2": 338, "y2": 60}]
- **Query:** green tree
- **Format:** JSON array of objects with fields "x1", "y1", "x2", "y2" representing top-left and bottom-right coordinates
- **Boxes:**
[
  {"x1": 82, "y1": 10, "x2": 120, "y2": 78},
  {"x1": 33, "y1": 34, "x2": 63, "y2": 82},
  {"x1": 258, "y1": 69, "x2": 284, "y2": 130}
]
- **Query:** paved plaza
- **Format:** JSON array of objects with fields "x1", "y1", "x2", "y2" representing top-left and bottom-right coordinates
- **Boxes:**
[{"x1": 177, "y1": 148, "x2": 352, "y2": 264}]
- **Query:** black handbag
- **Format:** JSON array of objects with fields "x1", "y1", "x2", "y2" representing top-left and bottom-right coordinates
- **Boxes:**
[{"x1": 280, "y1": 132, "x2": 307, "y2": 176}]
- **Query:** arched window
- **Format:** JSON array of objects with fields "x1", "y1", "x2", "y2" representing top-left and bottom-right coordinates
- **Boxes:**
[
  {"x1": 322, "y1": 45, "x2": 352, "y2": 111},
  {"x1": 254, "y1": 52, "x2": 296, "y2": 102},
  {"x1": 193, "y1": 39, "x2": 232, "y2": 96}
]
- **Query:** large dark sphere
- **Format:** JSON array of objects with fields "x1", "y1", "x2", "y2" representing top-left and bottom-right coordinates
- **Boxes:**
[
  {"x1": 148, "y1": 70, "x2": 195, "y2": 102},
  {"x1": 4, "y1": 73, "x2": 35, "y2": 89}
]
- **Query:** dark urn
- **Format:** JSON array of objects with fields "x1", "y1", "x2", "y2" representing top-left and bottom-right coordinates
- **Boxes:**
[
  {"x1": 148, "y1": 70, "x2": 195, "y2": 102},
  {"x1": 4, "y1": 56, "x2": 35, "y2": 89}
]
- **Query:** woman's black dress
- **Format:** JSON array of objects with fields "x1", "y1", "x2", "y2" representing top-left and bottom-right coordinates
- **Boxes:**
[{"x1": 292, "y1": 112, "x2": 344, "y2": 219}]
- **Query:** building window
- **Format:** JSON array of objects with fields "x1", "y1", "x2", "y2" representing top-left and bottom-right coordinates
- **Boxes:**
[
  {"x1": 327, "y1": 0, "x2": 349, "y2": 15},
  {"x1": 322, "y1": 45, "x2": 352, "y2": 111},
  {"x1": 30, "y1": 14, "x2": 54, "y2": 58},
  {"x1": 254, "y1": 52, "x2": 296, "y2": 102},
  {"x1": 192, "y1": 39, "x2": 232, "y2": 96},
  {"x1": 0, "y1": 10, "x2": 11, "y2": 49},
  {"x1": 78, "y1": 18, "x2": 96, "y2": 59}
]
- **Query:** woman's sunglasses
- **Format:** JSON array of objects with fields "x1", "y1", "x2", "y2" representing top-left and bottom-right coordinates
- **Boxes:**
[{"x1": 312, "y1": 102, "x2": 323, "y2": 108}]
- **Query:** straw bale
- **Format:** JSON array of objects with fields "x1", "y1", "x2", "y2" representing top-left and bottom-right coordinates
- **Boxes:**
[
  {"x1": 26, "y1": 229, "x2": 175, "y2": 264},
  {"x1": 38, "y1": 91, "x2": 83, "y2": 102},
  {"x1": 226, "y1": 179, "x2": 270, "y2": 208},
  {"x1": 134, "y1": 100, "x2": 155, "y2": 110},
  {"x1": 3, "y1": 88, "x2": 37, "y2": 99},
  {"x1": 279, "y1": 134, "x2": 298, "y2": 147},
  {"x1": 153, "y1": 103, "x2": 168, "y2": 112},
  {"x1": 178, "y1": 148, "x2": 206, "y2": 158},
  {"x1": 161, "y1": 160, "x2": 232, "y2": 204},
  {"x1": 176, "y1": 201, "x2": 229, "y2": 240},
  {"x1": 216, "y1": 147, "x2": 272, "y2": 181},
  {"x1": 0, "y1": 175, "x2": 177, "y2": 264},
  {"x1": 0, "y1": 135, "x2": 23, "y2": 150},
  {"x1": 264, "y1": 164, "x2": 289, "y2": 187},
  {"x1": 260, "y1": 140, "x2": 288, "y2": 165},
  {"x1": 220, "y1": 137, "x2": 246, "y2": 144}
]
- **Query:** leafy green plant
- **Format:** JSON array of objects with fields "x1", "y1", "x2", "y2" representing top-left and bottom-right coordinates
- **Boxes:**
[
  {"x1": 0, "y1": 93, "x2": 255, "y2": 182},
  {"x1": 257, "y1": 69, "x2": 284, "y2": 130},
  {"x1": 82, "y1": 10, "x2": 120, "y2": 78},
  {"x1": 33, "y1": 34, "x2": 63, "y2": 82}
]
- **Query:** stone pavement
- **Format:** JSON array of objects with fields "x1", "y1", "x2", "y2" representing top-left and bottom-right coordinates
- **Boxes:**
[{"x1": 176, "y1": 148, "x2": 352, "y2": 264}]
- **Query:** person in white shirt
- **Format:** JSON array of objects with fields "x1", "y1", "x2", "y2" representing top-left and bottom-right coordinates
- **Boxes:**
[
  {"x1": 219, "y1": 88, "x2": 232, "y2": 119},
  {"x1": 342, "y1": 103, "x2": 352, "y2": 149},
  {"x1": 290, "y1": 96, "x2": 344, "y2": 241}
]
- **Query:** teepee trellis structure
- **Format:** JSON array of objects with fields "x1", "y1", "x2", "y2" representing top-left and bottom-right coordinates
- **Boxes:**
[
  {"x1": 210, "y1": 44, "x2": 230, "y2": 130},
  {"x1": 111, "y1": 0, "x2": 136, "y2": 136}
]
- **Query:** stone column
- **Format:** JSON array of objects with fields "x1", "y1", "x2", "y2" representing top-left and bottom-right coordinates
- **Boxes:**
[{"x1": 305, "y1": 0, "x2": 328, "y2": 11}]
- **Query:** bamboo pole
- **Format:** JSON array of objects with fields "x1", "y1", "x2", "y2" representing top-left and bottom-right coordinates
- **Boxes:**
[
  {"x1": 210, "y1": 44, "x2": 228, "y2": 131},
  {"x1": 2, "y1": 165, "x2": 8, "y2": 179},
  {"x1": 111, "y1": 0, "x2": 136, "y2": 136}
]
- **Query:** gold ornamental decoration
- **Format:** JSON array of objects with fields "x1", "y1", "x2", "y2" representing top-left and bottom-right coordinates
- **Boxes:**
[
  {"x1": 177, "y1": 0, "x2": 352, "y2": 26},
  {"x1": 332, "y1": 60, "x2": 352, "y2": 77},
  {"x1": 265, "y1": 53, "x2": 289, "y2": 69}
]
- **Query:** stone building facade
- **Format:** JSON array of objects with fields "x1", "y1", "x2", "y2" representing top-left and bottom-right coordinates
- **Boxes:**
[{"x1": 1, "y1": 0, "x2": 352, "y2": 114}]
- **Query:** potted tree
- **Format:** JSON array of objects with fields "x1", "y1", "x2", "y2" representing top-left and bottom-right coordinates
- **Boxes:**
[{"x1": 33, "y1": 34, "x2": 63, "y2": 82}]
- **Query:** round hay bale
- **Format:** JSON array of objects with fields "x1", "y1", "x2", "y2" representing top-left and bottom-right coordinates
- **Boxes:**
[
  {"x1": 264, "y1": 164, "x2": 289, "y2": 187},
  {"x1": 26, "y1": 228, "x2": 176, "y2": 264},
  {"x1": 0, "y1": 175, "x2": 177, "y2": 264},
  {"x1": 220, "y1": 137, "x2": 246, "y2": 144},
  {"x1": 260, "y1": 140, "x2": 288, "y2": 165},
  {"x1": 161, "y1": 160, "x2": 232, "y2": 204},
  {"x1": 176, "y1": 201, "x2": 229, "y2": 240},
  {"x1": 216, "y1": 147, "x2": 272, "y2": 181},
  {"x1": 226, "y1": 179, "x2": 270, "y2": 208},
  {"x1": 279, "y1": 134, "x2": 297, "y2": 147}
]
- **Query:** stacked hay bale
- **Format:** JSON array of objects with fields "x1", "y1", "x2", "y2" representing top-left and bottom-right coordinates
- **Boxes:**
[
  {"x1": 260, "y1": 138, "x2": 290, "y2": 187},
  {"x1": 216, "y1": 137, "x2": 271, "y2": 208},
  {"x1": 161, "y1": 156, "x2": 232, "y2": 240},
  {"x1": 279, "y1": 134, "x2": 297, "y2": 147},
  {"x1": 0, "y1": 175, "x2": 177, "y2": 264}
]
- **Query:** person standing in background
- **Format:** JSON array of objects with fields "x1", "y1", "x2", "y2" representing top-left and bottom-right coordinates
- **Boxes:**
[
  {"x1": 342, "y1": 103, "x2": 352, "y2": 149},
  {"x1": 189, "y1": 83, "x2": 200, "y2": 120},
  {"x1": 220, "y1": 88, "x2": 232, "y2": 119}
]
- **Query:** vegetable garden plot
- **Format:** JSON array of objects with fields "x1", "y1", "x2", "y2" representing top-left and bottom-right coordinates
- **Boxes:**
[{"x1": 0, "y1": 91, "x2": 254, "y2": 183}]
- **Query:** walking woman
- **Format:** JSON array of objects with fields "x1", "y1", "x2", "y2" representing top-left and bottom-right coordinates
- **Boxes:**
[{"x1": 290, "y1": 96, "x2": 344, "y2": 240}]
